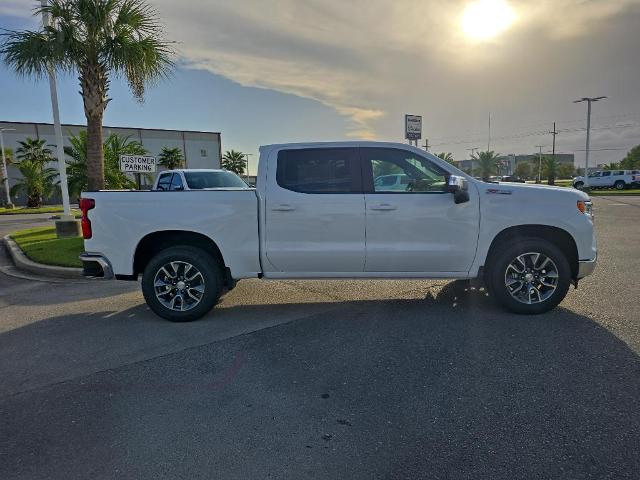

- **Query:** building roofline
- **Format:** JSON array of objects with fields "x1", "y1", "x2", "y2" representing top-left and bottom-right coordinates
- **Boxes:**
[{"x1": 0, "y1": 120, "x2": 220, "y2": 136}]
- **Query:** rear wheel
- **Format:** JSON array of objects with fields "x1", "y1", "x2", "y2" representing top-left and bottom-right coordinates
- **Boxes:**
[
  {"x1": 485, "y1": 238, "x2": 571, "y2": 314},
  {"x1": 573, "y1": 181, "x2": 584, "y2": 190},
  {"x1": 142, "y1": 246, "x2": 223, "y2": 322},
  {"x1": 614, "y1": 180, "x2": 625, "y2": 190}
]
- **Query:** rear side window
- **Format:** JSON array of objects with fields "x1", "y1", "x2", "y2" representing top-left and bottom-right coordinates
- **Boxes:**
[
  {"x1": 156, "y1": 173, "x2": 172, "y2": 190},
  {"x1": 276, "y1": 148, "x2": 360, "y2": 193}
]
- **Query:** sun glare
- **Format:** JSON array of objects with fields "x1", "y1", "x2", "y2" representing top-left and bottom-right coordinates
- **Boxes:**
[{"x1": 461, "y1": 0, "x2": 516, "y2": 41}]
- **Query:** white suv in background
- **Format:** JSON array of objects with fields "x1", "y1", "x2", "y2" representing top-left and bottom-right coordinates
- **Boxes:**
[{"x1": 573, "y1": 170, "x2": 640, "y2": 190}]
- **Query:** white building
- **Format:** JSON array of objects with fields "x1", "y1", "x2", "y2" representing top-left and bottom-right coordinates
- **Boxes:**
[{"x1": 1, "y1": 120, "x2": 221, "y2": 205}]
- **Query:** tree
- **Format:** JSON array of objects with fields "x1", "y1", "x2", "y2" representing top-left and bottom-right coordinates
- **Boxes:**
[
  {"x1": 602, "y1": 162, "x2": 620, "y2": 170},
  {"x1": 620, "y1": 145, "x2": 640, "y2": 170},
  {"x1": 65, "y1": 131, "x2": 146, "y2": 199},
  {"x1": 10, "y1": 137, "x2": 58, "y2": 206},
  {"x1": 514, "y1": 161, "x2": 531, "y2": 180},
  {"x1": 557, "y1": 163, "x2": 575, "y2": 179},
  {"x1": 16, "y1": 138, "x2": 52, "y2": 165},
  {"x1": 436, "y1": 152, "x2": 455, "y2": 164},
  {"x1": 157, "y1": 146, "x2": 184, "y2": 170},
  {"x1": 222, "y1": 150, "x2": 246, "y2": 175},
  {"x1": 542, "y1": 156, "x2": 558, "y2": 185},
  {"x1": 2, "y1": 0, "x2": 173, "y2": 191},
  {"x1": 473, "y1": 150, "x2": 500, "y2": 181}
]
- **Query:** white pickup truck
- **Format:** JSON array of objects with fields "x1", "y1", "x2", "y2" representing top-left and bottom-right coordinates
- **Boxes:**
[{"x1": 80, "y1": 142, "x2": 597, "y2": 321}]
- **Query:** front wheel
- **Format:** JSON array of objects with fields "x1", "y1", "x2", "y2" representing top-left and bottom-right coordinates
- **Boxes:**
[
  {"x1": 485, "y1": 238, "x2": 571, "y2": 314},
  {"x1": 573, "y1": 181, "x2": 584, "y2": 190},
  {"x1": 142, "y1": 246, "x2": 223, "y2": 322}
]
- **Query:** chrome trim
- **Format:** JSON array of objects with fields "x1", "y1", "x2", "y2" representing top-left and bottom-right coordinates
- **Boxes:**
[
  {"x1": 79, "y1": 253, "x2": 114, "y2": 279},
  {"x1": 577, "y1": 257, "x2": 597, "y2": 279}
]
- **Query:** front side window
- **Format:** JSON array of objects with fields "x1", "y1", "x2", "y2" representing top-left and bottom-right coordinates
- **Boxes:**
[
  {"x1": 363, "y1": 148, "x2": 447, "y2": 193},
  {"x1": 276, "y1": 148, "x2": 359, "y2": 193},
  {"x1": 601, "y1": 171, "x2": 611, "y2": 177},
  {"x1": 170, "y1": 173, "x2": 184, "y2": 191}
]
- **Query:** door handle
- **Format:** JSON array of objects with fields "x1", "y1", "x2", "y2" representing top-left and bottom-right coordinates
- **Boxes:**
[
  {"x1": 369, "y1": 203, "x2": 397, "y2": 211},
  {"x1": 272, "y1": 204, "x2": 296, "y2": 211}
]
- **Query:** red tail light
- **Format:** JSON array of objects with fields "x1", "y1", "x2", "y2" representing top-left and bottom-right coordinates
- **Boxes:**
[{"x1": 79, "y1": 198, "x2": 95, "y2": 239}]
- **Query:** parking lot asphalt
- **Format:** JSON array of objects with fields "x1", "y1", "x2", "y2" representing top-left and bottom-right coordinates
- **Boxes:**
[{"x1": 1, "y1": 197, "x2": 639, "y2": 480}]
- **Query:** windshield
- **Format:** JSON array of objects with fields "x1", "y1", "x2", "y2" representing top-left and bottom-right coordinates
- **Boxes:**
[{"x1": 183, "y1": 171, "x2": 249, "y2": 189}]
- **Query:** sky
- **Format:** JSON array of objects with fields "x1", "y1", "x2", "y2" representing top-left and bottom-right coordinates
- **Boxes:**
[{"x1": 1, "y1": 0, "x2": 640, "y2": 174}]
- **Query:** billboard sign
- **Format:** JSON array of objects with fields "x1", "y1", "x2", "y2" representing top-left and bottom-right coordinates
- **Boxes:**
[
  {"x1": 119, "y1": 155, "x2": 157, "y2": 173},
  {"x1": 405, "y1": 114, "x2": 422, "y2": 140}
]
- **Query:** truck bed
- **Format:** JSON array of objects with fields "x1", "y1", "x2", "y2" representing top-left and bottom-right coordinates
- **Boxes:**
[{"x1": 82, "y1": 189, "x2": 261, "y2": 278}]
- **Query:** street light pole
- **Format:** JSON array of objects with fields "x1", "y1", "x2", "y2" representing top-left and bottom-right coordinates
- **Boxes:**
[
  {"x1": 40, "y1": 0, "x2": 72, "y2": 218},
  {"x1": 573, "y1": 96, "x2": 607, "y2": 187},
  {"x1": 243, "y1": 153, "x2": 254, "y2": 183},
  {"x1": 0, "y1": 128, "x2": 15, "y2": 208}
]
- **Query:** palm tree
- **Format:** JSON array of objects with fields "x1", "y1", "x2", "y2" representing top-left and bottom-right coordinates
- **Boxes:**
[
  {"x1": 222, "y1": 150, "x2": 247, "y2": 175},
  {"x1": 65, "y1": 131, "x2": 145, "y2": 199},
  {"x1": 11, "y1": 160, "x2": 59, "y2": 207},
  {"x1": 436, "y1": 152, "x2": 455, "y2": 164},
  {"x1": 1, "y1": 0, "x2": 173, "y2": 191},
  {"x1": 602, "y1": 162, "x2": 620, "y2": 170},
  {"x1": 158, "y1": 146, "x2": 184, "y2": 170},
  {"x1": 473, "y1": 150, "x2": 500, "y2": 181},
  {"x1": 16, "y1": 138, "x2": 53, "y2": 165},
  {"x1": 542, "y1": 156, "x2": 558, "y2": 185}
]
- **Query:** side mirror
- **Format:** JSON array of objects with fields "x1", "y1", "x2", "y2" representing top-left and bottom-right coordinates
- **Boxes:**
[{"x1": 447, "y1": 175, "x2": 470, "y2": 204}]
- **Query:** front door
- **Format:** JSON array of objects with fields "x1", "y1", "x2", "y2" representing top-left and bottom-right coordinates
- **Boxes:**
[
  {"x1": 361, "y1": 147, "x2": 480, "y2": 273},
  {"x1": 264, "y1": 147, "x2": 366, "y2": 273}
]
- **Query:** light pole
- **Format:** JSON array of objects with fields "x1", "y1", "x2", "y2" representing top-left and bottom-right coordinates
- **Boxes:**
[
  {"x1": 0, "y1": 128, "x2": 15, "y2": 208},
  {"x1": 573, "y1": 96, "x2": 607, "y2": 187},
  {"x1": 40, "y1": 0, "x2": 72, "y2": 219}
]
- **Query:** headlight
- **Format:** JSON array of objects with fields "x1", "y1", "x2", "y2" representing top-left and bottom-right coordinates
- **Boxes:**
[{"x1": 577, "y1": 200, "x2": 593, "y2": 217}]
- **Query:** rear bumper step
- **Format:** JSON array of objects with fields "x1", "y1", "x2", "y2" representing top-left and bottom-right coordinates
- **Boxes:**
[{"x1": 79, "y1": 253, "x2": 114, "y2": 279}]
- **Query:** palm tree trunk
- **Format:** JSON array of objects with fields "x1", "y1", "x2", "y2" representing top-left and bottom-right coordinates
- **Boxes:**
[{"x1": 86, "y1": 113, "x2": 104, "y2": 191}]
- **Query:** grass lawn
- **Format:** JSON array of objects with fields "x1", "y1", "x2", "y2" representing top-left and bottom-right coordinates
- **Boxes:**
[
  {"x1": 588, "y1": 189, "x2": 640, "y2": 196},
  {"x1": 0, "y1": 205, "x2": 80, "y2": 216},
  {"x1": 10, "y1": 226, "x2": 83, "y2": 268}
]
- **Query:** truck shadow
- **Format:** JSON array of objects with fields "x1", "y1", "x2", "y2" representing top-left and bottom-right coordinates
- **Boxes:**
[{"x1": 1, "y1": 281, "x2": 639, "y2": 479}]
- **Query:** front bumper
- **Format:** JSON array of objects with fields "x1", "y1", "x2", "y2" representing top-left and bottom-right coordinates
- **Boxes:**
[
  {"x1": 577, "y1": 255, "x2": 597, "y2": 279},
  {"x1": 79, "y1": 253, "x2": 114, "y2": 279}
]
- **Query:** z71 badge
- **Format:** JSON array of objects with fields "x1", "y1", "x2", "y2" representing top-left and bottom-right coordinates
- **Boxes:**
[{"x1": 486, "y1": 188, "x2": 513, "y2": 195}]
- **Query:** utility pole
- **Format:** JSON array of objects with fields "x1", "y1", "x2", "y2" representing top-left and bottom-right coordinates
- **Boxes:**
[
  {"x1": 573, "y1": 96, "x2": 607, "y2": 186},
  {"x1": 535, "y1": 145, "x2": 544, "y2": 183},
  {"x1": 0, "y1": 128, "x2": 15, "y2": 208},
  {"x1": 487, "y1": 112, "x2": 491, "y2": 151},
  {"x1": 467, "y1": 147, "x2": 479, "y2": 177},
  {"x1": 549, "y1": 122, "x2": 558, "y2": 162},
  {"x1": 40, "y1": 0, "x2": 72, "y2": 223}
]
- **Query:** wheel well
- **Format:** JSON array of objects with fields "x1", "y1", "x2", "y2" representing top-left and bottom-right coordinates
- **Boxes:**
[
  {"x1": 485, "y1": 225, "x2": 579, "y2": 278},
  {"x1": 133, "y1": 230, "x2": 228, "y2": 281}
]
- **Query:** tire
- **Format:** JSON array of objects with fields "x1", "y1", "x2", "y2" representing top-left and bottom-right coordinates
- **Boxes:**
[
  {"x1": 573, "y1": 181, "x2": 584, "y2": 190},
  {"x1": 142, "y1": 246, "x2": 223, "y2": 322},
  {"x1": 614, "y1": 180, "x2": 625, "y2": 190},
  {"x1": 485, "y1": 237, "x2": 571, "y2": 314}
]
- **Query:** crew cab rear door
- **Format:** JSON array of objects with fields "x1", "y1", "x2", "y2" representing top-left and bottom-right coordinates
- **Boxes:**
[{"x1": 264, "y1": 147, "x2": 365, "y2": 273}]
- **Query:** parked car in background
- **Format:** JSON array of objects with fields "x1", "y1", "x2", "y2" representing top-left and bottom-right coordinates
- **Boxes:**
[
  {"x1": 81, "y1": 141, "x2": 596, "y2": 322},
  {"x1": 500, "y1": 175, "x2": 526, "y2": 183},
  {"x1": 572, "y1": 170, "x2": 638, "y2": 190},
  {"x1": 154, "y1": 169, "x2": 249, "y2": 191}
]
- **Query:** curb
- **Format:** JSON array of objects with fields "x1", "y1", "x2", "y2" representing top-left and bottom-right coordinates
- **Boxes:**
[{"x1": 3, "y1": 235, "x2": 83, "y2": 279}]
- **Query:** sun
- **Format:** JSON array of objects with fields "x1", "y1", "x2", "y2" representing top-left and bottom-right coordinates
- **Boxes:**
[{"x1": 461, "y1": 0, "x2": 517, "y2": 41}]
